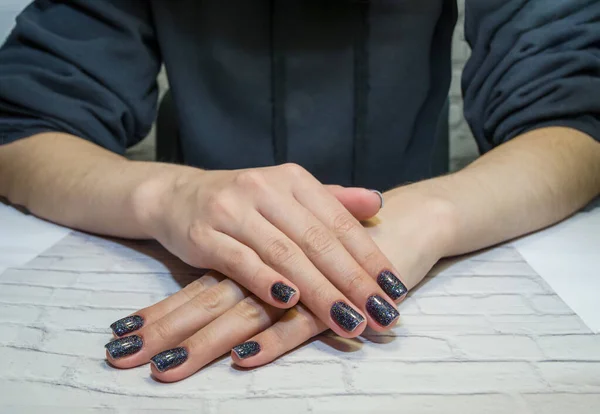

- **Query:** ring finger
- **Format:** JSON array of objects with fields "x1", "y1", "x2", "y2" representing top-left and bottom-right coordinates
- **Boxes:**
[
  {"x1": 105, "y1": 278, "x2": 249, "y2": 368},
  {"x1": 149, "y1": 296, "x2": 285, "y2": 382}
]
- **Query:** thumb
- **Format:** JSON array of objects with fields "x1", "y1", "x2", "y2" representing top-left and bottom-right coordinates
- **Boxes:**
[{"x1": 325, "y1": 185, "x2": 384, "y2": 221}]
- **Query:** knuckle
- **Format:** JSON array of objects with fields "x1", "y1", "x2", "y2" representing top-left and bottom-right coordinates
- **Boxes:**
[
  {"x1": 264, "y1": 238, "x2": 296, "y2": 266},
  {"x1": 242, "y1": 264, "x2": 261, "y2": 292},
  {"x1": 193, "y1": 287, "x2": 223, "y2": 313},
  {"x1": 361, "y1": 248, "x2": 380, "y2": 265},
  {"x1": 268, "y1": 322, "x2": 287, "y2": 344},
  {"x1": 184, "y1": 331, "x2": 210, "y2": 353},
  {"x1": 222, "y1": 246, "x2": 248, "y2": 275},
  {"x1": 151, "y1": 319, "x2": 172, "y2": 342},
  {"x1": 187, "y1": 219, "x2": 207, "y2": 247},
  {"x1": 180, "y1": 279, "x2": 205, "y2": 301},
  {"x1": 345, "y1": 268, "x2": 368, "y2": 293},
  {"x1": 281, "y1": 162, "x2": 306, "y2": 178},
  {"x1": 205, "y1": 191, "x2": 236, "y2": 222},
  {"x1": 290, "y1": 307, "x2": 321, "y2": 336},
  {"x1": 234, "y1": 170, "x2": 268, "y2": 191},
  {"x1": 234, "y1": 298, "x2": 265, "y2": 323},
  {"x1": 331, "y1": 212, "x2": 358, "y2": 239},
  {"x1": 265, "y1": 325, "x2": 287, "y2": 356},
  {"x1": 302, "y1": 225, "x2": 335, "y2": 258},
  {"x1": 309, "y1": 281, "x2": 331, "y2": 304}
]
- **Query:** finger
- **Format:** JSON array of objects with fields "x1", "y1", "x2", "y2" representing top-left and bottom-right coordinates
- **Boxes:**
[
  {"x1": 205, "y1": 230, "x2": 301, "y2": 309},
  {"x1": 231, "y1": 303, "x2": 327, "y2": 367},
  {"x1": 109, "y1": 271, "x2": 224, "y2": 337},
  {"x1": 296, "y1": 177, "x2": 409, "y2": 303},
  {"x1": 218, "y1": 210, "x2": 368, "y2": 338},
  {"x1": 106, "y1": 278, "x2": 249, "y2": 368},
  {"x1": 325, "y1": 185, "x2": 383, "y2": 221},
  {"x1": 254, "y1": 194, "x2": 399, "y2": 332},
  {"x1": 149, "y1": 296, "x2": 285, "y2": 382}
]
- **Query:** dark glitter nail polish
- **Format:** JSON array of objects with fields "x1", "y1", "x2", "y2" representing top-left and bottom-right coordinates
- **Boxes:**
[
  {"x1": 232, "y1": 341, "x2": 261, "y2": 359},
  {"x1": 369, "y1": 189, "x2": 384, "y2": 208},
  {"x1": 366, "y1": 295, "x2": 400, "y2": 327},
  {"x1": 271, "y1": 282, "x2": 297, "y2": 303},
  {"x1": 330, "y1": 301, "x2": 365, "y2": 332},
  {"x1": 151, "y1": 347, "x2": 188, "y2": 372},
  {"x1": 110, "y1": 315, "x2": 144, "y2": 337},
  {"x1": 105, "y1": 335, "x2": 143, "y2": 359},
  {"x1": 377, "y1": 270, "x2": 407, "y2": 300}
]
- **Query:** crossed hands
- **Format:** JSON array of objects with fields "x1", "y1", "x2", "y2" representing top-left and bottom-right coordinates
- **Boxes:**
[{"x1": 105, "y1": 164, "x2": 450, "y2": 381}]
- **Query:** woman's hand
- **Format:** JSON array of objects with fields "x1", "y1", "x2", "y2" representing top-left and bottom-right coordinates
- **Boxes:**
[
  {"x1": 105, "y1": 184, "x2": 456, "y2": 381},
  {"x1": 132, "y1": 165, "x2": 405, "y2": 337}
]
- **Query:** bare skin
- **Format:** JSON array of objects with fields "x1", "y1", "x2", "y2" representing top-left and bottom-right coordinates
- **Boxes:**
[{"x1": 1, "y1": 126, "x2": 599, "y2": 381}]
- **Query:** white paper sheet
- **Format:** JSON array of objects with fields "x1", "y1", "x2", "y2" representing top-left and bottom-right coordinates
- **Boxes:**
[
  {"x1": 513, "y1": 198, "x2": 600, "y2": 333},
  {"x1": 0, "y1": 202, "x2": 71, "y2": 272}
]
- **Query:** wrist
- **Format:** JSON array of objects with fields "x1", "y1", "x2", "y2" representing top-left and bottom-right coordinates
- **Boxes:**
[
  {"x1": 383, "y1": 177, "x2": 460, "y2": 259},
  {"x1": 129, "y1": 163, "x2": 200, "y2": 239}
]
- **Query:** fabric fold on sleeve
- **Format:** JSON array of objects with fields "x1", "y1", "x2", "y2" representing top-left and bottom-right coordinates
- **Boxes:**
[
  {"x1": 0, "y1": 0, "x2": 162, "y2": 153},
  {"x1": 462, "y1": 0, "x2": 600, "y2": 153}
]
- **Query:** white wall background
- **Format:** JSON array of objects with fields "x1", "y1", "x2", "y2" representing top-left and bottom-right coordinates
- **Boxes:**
[
  {"x1": 0, "y1": 0, "x2": 29, "y2": 42},
  {"x1": 1, "y1": 0, "x2": 479, "y2": 170}
]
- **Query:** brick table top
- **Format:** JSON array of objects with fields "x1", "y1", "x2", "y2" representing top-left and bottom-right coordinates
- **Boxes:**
[{"x1": 1, "y1": 232, "x2": 598, "y2": 413}]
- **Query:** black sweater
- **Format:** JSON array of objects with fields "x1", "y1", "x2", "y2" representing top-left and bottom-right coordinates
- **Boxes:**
[{"x1": 1, "y1": 0, "x2": 599, "y2": 190}]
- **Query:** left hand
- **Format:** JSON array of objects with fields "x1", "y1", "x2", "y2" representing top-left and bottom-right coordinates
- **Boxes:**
[{"x1": 104, "y1": 185, "x2": 455, "y2": 382}]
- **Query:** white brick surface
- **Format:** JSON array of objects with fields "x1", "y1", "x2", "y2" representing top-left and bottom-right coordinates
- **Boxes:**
[
  {"x1": 0, "y1": 325, "x2": 44, "y2": 347},
  {"x1": 2, "y1": 347, "x2": 79, "y2": 381},
  {"x1": 353, "y1": 361, "x2": 545, "y2": 393},
  {"x1": 417, "y1": 295, "x2": 535, "y2": 315},
  {"x1": 451, "y1": 335, "x2": 544, "y2": 360},
  {"x1": 393, "y1": 314, "x2": 497, "y2": 334},
  {"x1": 529, "y1": 295, "x2": 575, "y2": 315},
  {"x1": 311, "y1": 394, "x2": 520, "y2": 414},
  {"x1": 442, "y1": 276, "x2": 550, "y2": 295},
  {"x1": 537, "y1": 362, "x2": 600, "y2": 391},
  {"x1": 0, "y1": 304, "x2": 41, "y2": 324},
  {"x1": 523, "y1": 394, "x2": 600, "y2": 414},
  {"x1": 252, "y1": 362, "x2": 345, "y2": 393},
  {"x1": 1, "y1": 230, "x2": 598, "y2": 411},
  {"x1": 488, "y1": 315, "x2": 591, "y2": 335},
  {"x1": 537, "y1": 335, "x2": 600, "y2": 360},
  {"x1": 218, "y1": 398, "x2": 309, "y2": 414}
]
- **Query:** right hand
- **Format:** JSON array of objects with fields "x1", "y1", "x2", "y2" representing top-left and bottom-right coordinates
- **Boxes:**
[{"x1": 132, "y1": 164, "x2": 407, "y2": 337}]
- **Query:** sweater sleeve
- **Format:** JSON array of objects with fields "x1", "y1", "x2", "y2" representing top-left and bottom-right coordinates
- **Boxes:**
[
  {"x1": 462, "y1": 0, "x2": 600, "y2": 153},
  {"x1": 0, "y1": 0, "x2": 161, "y2": 154}
]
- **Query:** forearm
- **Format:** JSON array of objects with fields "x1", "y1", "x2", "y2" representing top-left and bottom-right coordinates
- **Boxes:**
[
  {"x1": 400, "y1": 126, "x2": 600, "y2": 257},
  {"x1": 0, "y1": 132, "x2": 195, "y2": 238}
]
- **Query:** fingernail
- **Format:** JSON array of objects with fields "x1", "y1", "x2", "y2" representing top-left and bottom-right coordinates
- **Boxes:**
[
  {"x1": 330, "y1": 301, "x2": 365, "y2": 332},
  {"x1": 232, "y1": 341, "x2": 261, "y2": 359},
  {"x1": 369, "y1": 189, "x2": 384, "y2": 208},
  {"x1": 366, "y1": 295, "x2": 400, "y2": 327},
  {"x1": 151, "y1": 347, "x2": 188, "y2": 372},
  {"x1": 105, "y1": 335, "x2": 143, "y2": 359},
  {"x1": 271, "y1": 282, "x2": 297, "y2": 303},
  {"x1": 110, "y1": 315, "x2": 144, "y2": 337},
  {"x1": 377, "y1": 270, "x2": 407, "y2": 300}
]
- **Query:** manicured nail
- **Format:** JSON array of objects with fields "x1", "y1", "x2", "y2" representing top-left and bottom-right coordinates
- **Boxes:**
[
  {"x1": 369, "y1": 189, "x2": 384, "y2": 208},
  {"x1": 105, "y1": 335, "x2": 143, "y2": 359},
  {"x1": 232, "y1": 341, "x2": 261, "y2": 359},
  {"x1": 110, "y1": 315, "x2": 144, "y2": 337},
  {"x1": 271, "y1": 282, "x2": 297, "y2": 303},
  {"x1": 366, "y1": 295, "x2": 400, "y2": 327},
  {"x1": 330, "y1": 301, "x2": 365, "y2": 332},
  {"x1": 151, "y1": 347, "x2": 188, "y2": 372},
  {"x1": 377, "y1": 270, "x2": 407, "y2": 300}
]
